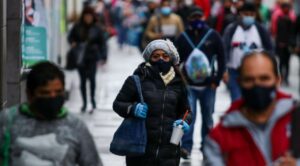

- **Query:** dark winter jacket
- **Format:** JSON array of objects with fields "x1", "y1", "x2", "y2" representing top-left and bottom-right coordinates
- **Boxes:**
[
  {"x1": 275, "y1": 15, "x2": 296, "y2": 47},
  {"x1": 175, "y1": 26, "x2": 226, "y2": 87},
  {"x1": 68, "y1": 23, "x2": 105, "y2": 70},
  {"x1": 223, "y1": 22, "x2": 273, "y2": 64},
  {"x1": 113, "y1": 63, "x2": 191, "y2": 166},
  {"x1": 297, "y1": 15, "x2": 300, "y2": 48}
]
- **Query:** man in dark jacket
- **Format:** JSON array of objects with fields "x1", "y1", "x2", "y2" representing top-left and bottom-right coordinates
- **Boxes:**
[
  {"x1": 175, "y1": 6, "x2": 226, "y2": 159},
  {"x1": 222, "y1": 2, "x2": 273, "y2": 102}
]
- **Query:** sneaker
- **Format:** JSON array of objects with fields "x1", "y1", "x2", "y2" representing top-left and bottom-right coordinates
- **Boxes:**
[{"x1": 180, "y1": 148, "x2": 191, "y2": 159}]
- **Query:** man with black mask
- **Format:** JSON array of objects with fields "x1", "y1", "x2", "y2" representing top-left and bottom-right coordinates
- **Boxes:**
[
  {"x1": 222, "y1": 2, "x2": 273, "y2": 102},
  {"x1": 0, "y1": 62, "x2": 102, "y2": 166},
  {"x1": 204, "y1": 51, "x2": 298, "y2": 166},
  {"x1": 175, "y1": 6, "x2": 226, "y2": 159}
]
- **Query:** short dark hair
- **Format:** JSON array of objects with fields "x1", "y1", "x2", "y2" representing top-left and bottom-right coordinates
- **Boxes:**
[
  {"x1": 80, "y1": 6, "x2": 98, "y2": 24},
  {"x1": 239, "y1": 2, "x2": 256, "y2": 12},
  {"x1": 238, "y1": 50, "x2": 280, "y2": 77},
  {"x1": 26, "y1": 61, "x2": 65, "y2": 95}
]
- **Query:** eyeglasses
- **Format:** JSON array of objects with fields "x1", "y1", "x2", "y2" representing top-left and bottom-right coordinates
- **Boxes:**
[{"x1": 151, "y1": 53, "x2": 171, "y2": 62}]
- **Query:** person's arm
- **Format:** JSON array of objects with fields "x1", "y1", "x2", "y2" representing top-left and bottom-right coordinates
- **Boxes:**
[
  {"x1": 68, "y1": 24, "x2": 79, "y2": 46},
  {"x1": 75, "y1": 119, "x2": 103, "y2": 166},
  {"x1": 177, "y1": 85, "x2": 191, "y2": 124},
  {"x1": 222, "y1": 23, "x2": 235, "y2": 64},
  {"x1": 175, "y1": 33, "x2": 188, "y2": 63},
  {"x1": 113, "y1": 76, "x2": 139, "y2": 118},
  {"x1": 212, "y1": 31, "x2": 226, "y2": 86},
  {"x1": 203, "y1": 136, "x2": 226, "y2": 166},
  {"x1": 145, "y1": 16, "x2": 162, "y2": 40},
  {"x1": 176, "y1": 16, "x2": 185, "y2": 37},
  {"x1": 258, "y1": 24, "x2": 274, "y2": 53}
]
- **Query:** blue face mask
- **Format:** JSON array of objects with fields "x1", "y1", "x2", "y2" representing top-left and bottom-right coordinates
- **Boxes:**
[
  {"x1": 242, "y1": 16, "x2": 255, "y2": 27},
  {"x1": 189, "y1": 20, "x2": 205, "y2": 30},
  {"x1": 161, "y1": 7, "x2": 172, "y2": 16}
]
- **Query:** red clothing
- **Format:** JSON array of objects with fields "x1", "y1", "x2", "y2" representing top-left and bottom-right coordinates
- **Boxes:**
[
  {"x1": 271, "y1": 8, "x2": 296, "y2": 36},
  {"x1": 194, "y1": 0, "x2": 211, "y2": 20},
  {"x1": 205, "y1": 91, "x2": 294, "y2": 166}
]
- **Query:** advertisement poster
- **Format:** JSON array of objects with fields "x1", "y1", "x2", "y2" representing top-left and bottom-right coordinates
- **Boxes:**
[{"x1": 22, "y1": 0, "x2": 48, "y2": 68}]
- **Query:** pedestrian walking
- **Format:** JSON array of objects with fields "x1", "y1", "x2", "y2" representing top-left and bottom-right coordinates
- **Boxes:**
[
  {"x1": 273, "y1": 0, "x2": 296, "y2": 86},
  {"x1": 175, "y1": 6, "x2": 226, "y2": 159},
  {"x1": 203, "y1": 50, "x2": 297, "y2": 166},
  {"x1": 223, "y1": 2, "x2": 273, "y2": 102},
  {"x1": 211, "y1": 0, "x2": 237, "y2": 35},
  {"x1": 68, "y1": 6, "x2": 105, "y2": 113},
  {"x1": 0, "y1": 62, "x2": 102, "y2": 166},
  {"x1": 113, "y1": 39, "x2": 191, "y2": 166},
  {"x1": 144, "y1": 0, "x2": 184, "y2": 44}
]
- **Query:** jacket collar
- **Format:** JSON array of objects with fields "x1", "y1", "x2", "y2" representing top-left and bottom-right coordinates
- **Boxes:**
[{"x1": 222, "y1": 91, "x2": 293, "y2": 127}]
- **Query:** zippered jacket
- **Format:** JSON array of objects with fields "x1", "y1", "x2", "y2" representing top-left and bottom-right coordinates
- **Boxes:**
[
  {"x1": 203, "y1": 91, "x2": 298, "y2": 166},
  {"x1": 113, "y1": 63, "x2": 190, "y2": 166}
]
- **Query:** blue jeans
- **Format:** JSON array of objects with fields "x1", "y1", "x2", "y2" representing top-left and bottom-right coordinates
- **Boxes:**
[
  {"x1": 181, "y1": 86, "x2": 216, "y2": 153},
  {"x1": 228, "y1": 68, "x2": 241, "y2": 102}
]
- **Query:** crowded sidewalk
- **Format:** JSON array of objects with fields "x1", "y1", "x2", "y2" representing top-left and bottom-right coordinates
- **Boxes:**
[{"x1": 64, "y1": 37, "x2": 300, "y2": 166}]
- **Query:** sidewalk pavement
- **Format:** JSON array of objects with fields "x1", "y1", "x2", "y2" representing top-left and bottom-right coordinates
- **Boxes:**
[{"x1": 64, "y1": 37, "x2": 300, "y2": 166}]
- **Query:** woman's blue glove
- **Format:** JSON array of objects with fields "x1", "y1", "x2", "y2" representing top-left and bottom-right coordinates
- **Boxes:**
[
  {"x1": 133, "y1": 103, "x2": 148, "y2": 119},
  {"x1": 173, "y1": 120, "x2": 190, "y2": 133}
]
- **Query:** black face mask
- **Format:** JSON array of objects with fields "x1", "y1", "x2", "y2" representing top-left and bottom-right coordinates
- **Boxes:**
[
  {"x1": 31, "y1": 95, "x2": 65, "y2": 120},
  {"x1": 241, "y1": 85, "x2": 276, "y2": 112},
  {"x1": 150, "y1": 59, "x2": 172, "y2": 75}
]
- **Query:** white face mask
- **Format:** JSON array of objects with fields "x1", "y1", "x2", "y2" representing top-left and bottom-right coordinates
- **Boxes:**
[{"x1": 184, "y1": 0, "x2": 193, "y2": 6}]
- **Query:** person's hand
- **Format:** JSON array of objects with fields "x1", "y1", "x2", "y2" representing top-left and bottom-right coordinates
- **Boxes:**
[
  {"x1": 210, "y1": 83, "x2": 217, "y2": 89},
  {"x1": 222, "y1": 71, "x2": 229, "y2": 84},
  {"x1": 71, "y1": 42, "x2": 77, "y2": 48},
  {"x1": 173, "y1": 120, "x2": 190, "y2": 133},
  {"x1": 274, "y1": 152, "x2": 297, "y2": 166},
  {"x1": 133, "y1": 103, "x2": 148, "y2": 119}
]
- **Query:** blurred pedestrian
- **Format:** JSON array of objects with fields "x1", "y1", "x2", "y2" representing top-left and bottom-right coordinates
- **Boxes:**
[
  {"x1": 271, "y1": 0, "x2": 296, "y2": 36},
  {"x1": 194, "y1": 0, "x2": 211, "y2": 20},
  {"x1": 204, "y1": 51, "x2": 297, "y2": 166},
  {"x1": 212, "y1": 0, "x2": 237, "y2": 35},
  {"x1": 0, "y1": 62, "x2": 102, "y2": 166},
  {"x1": 174, "y1": 0, "x2": 194, "y2": 28},
  {"x1": 94, "y1": 0, "x2": 116, "y2": 64},
  {"x1": 295, "y1": 14, "x2": 300, "y2": 94},
  {"x1": 175, "y1": 6, "x2": 226, "y2": 159},
  {"x1": 254, "y1": 0, "x2": 271, "y2": 27},
  {"x1": 113, "y1": 39, "x2": 191, "y2": 166},
  {"x1": 68, "y1": 7, "x2": 105, "y2": 113},
  {"x1": 223, "y1": 2, "x2": 273, "y2": 102},
  {"x1": 273, "y1": 0, "x2": 296, "y2": 86},
  {"x1": 144, "y1": 0, "x2": 184, "y2": 44},
  {"x1": 140, "y1": 0, "x2": 160, "y2": 51}
]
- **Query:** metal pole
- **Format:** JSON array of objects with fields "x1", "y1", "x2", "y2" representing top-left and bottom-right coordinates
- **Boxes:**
[
  {"x1": 0, "y1": 0, "x2": 7, "y2": 109},
  {"x1": 6, "y1": 0, "x2": 22, "y2": 107}
]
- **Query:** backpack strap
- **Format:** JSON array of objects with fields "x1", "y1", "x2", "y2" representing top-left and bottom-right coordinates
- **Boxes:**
[
  {"x1": 132, "y1": 75, "x2": 144, "y2": 103},
  {"x1": 182, "y1": 29, "x2": 214, "y2": 49},
  {"x1": 196, "y1": 29, "x2": 213, "y2": 48},
  {"x1": 182, "y1": 32, "x2": 196, "y2": 49}
]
